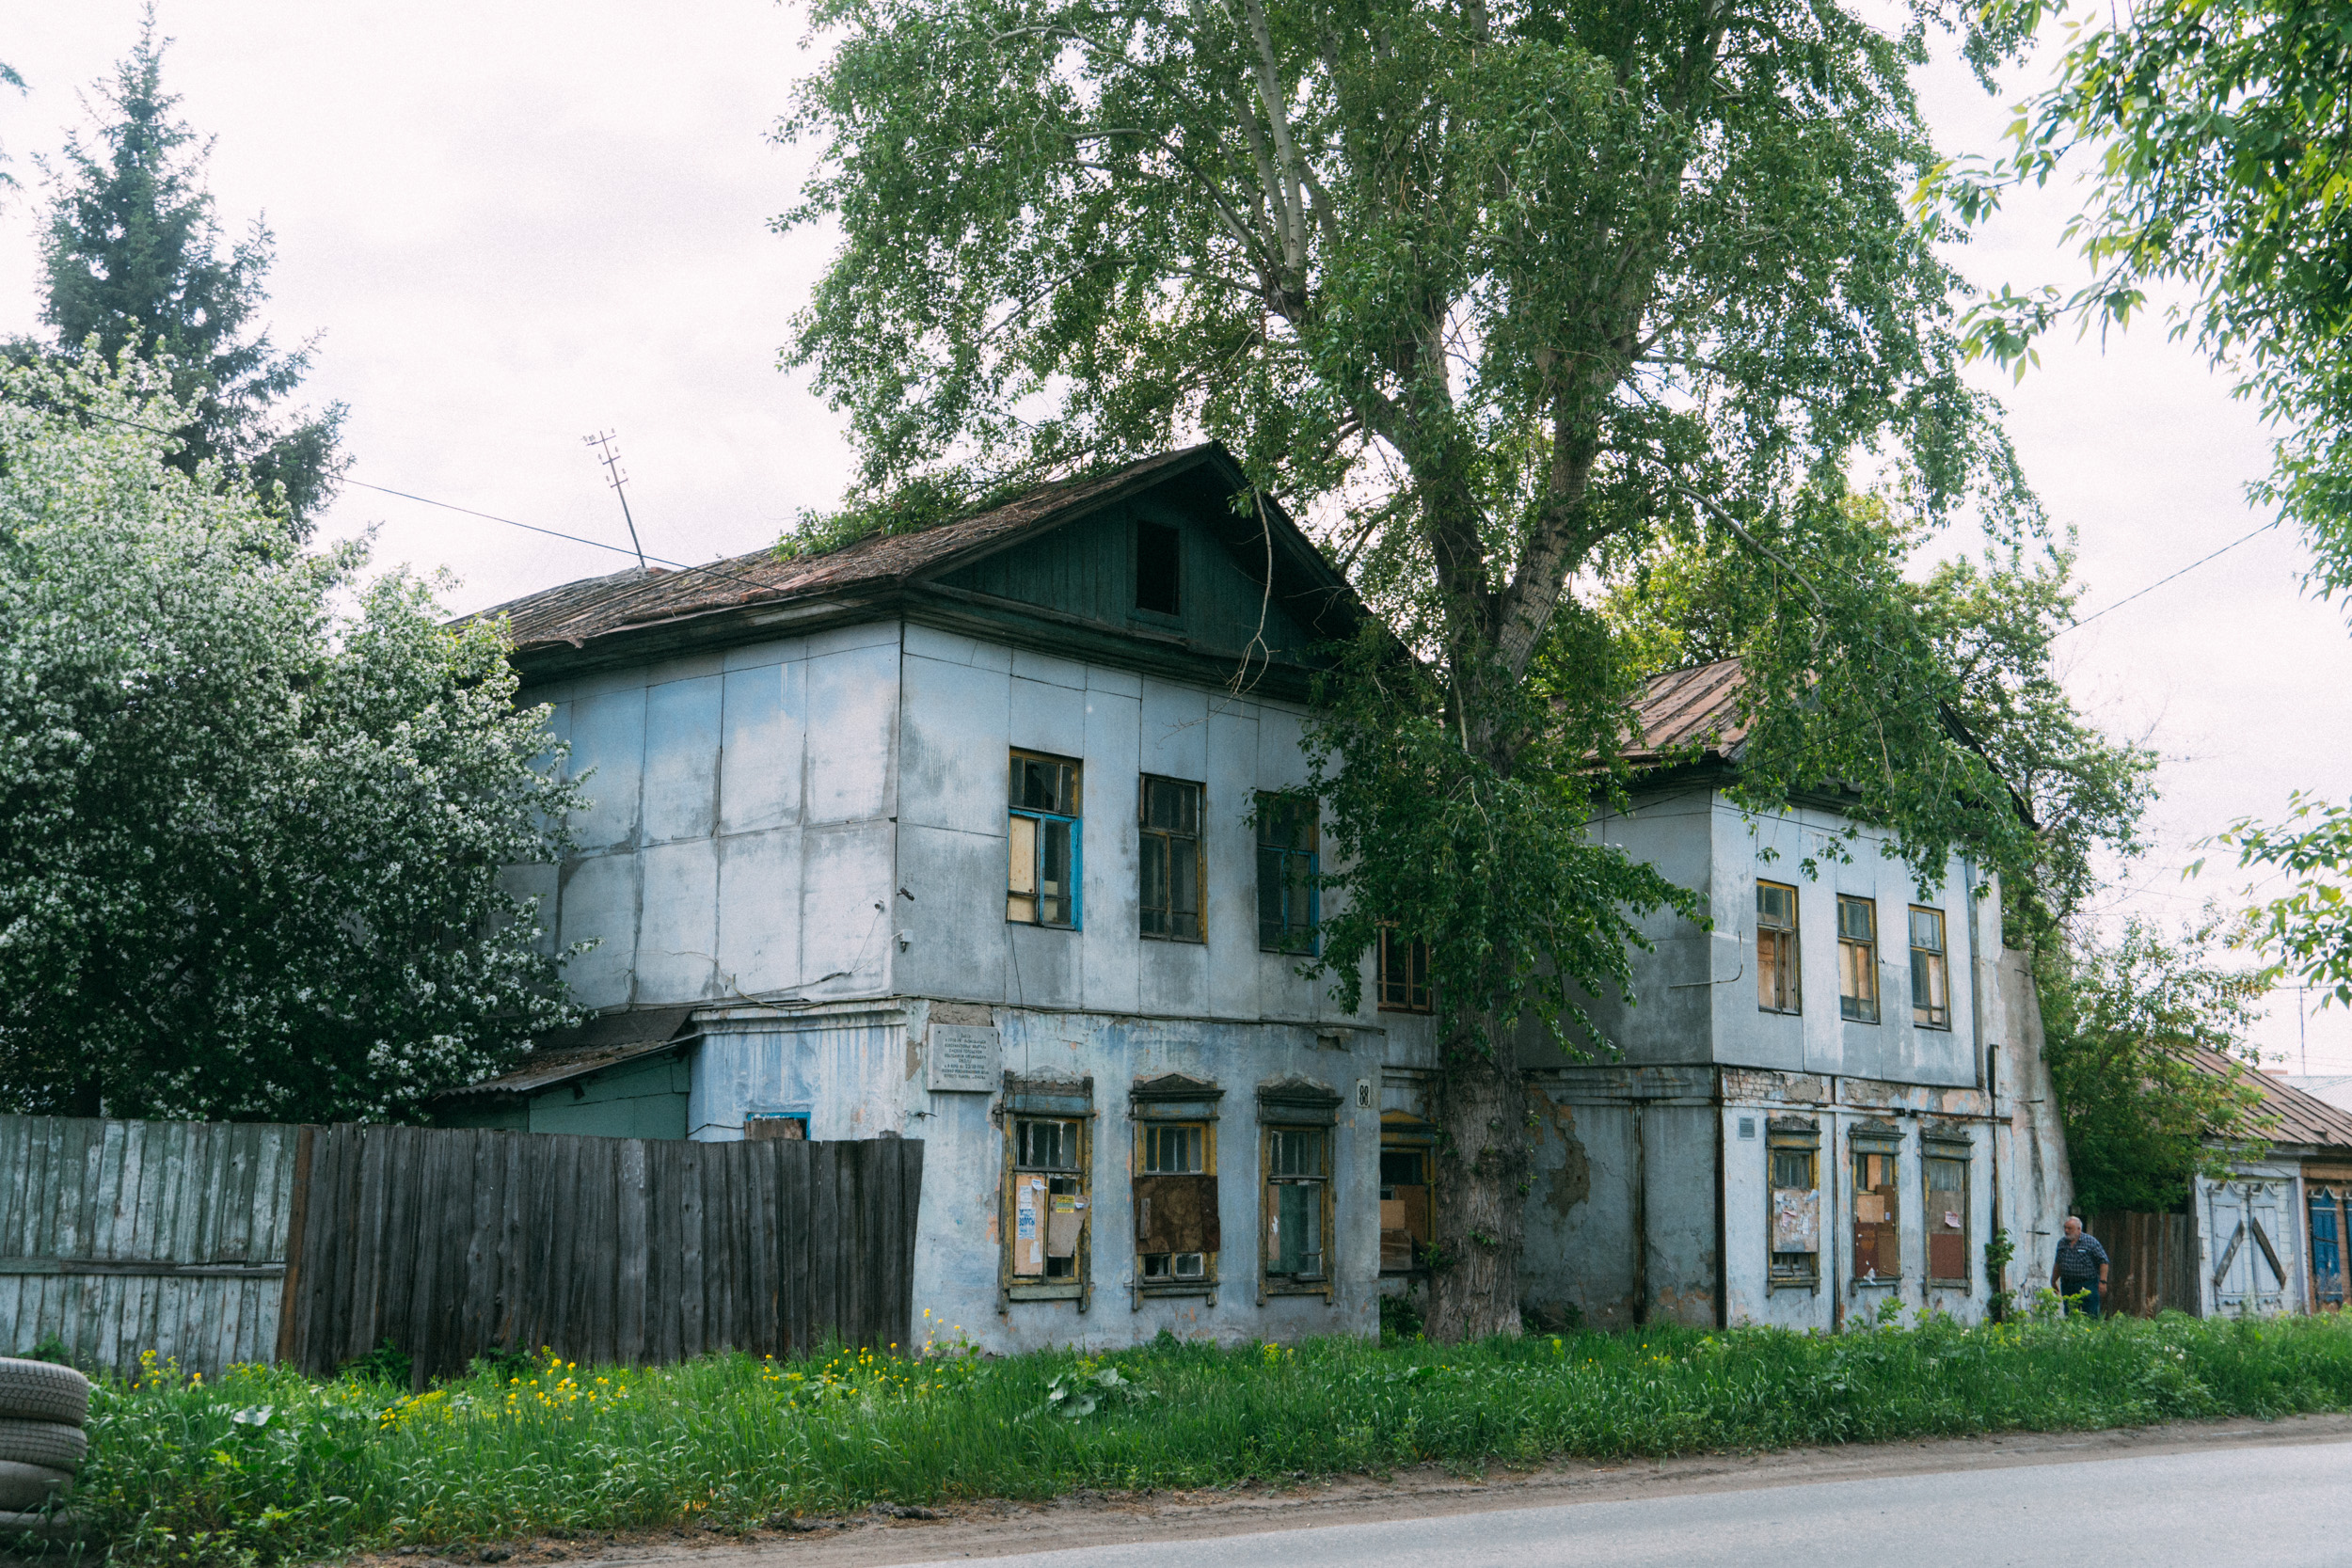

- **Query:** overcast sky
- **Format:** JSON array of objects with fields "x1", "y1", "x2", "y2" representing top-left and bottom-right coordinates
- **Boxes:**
[{"x1": 4, "y1": 1, "x2": 2347, "y2": 1068}]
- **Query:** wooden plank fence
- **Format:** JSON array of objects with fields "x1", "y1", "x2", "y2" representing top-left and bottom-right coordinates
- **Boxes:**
[
  {"x1": 0, "y1": 1116, "x2": 300, "y2": 1379},
  {"x1": 280, "y1": 1125, "x2": 924, "y2": 1387},
  {"x1": 0, "y1": 1115, "x2": 924, "y2": 1386},
  {"x1": 2084, "y1": 1210, "x2": 2201, "y2": 1317}
]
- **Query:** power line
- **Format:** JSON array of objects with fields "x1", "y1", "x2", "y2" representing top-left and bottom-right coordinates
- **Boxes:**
[{"x1": 2061, "y1": 517, "x2": 2283, "y2": 633}]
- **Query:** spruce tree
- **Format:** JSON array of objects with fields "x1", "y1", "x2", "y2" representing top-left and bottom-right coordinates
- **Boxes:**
[{"x1": 30, "y1": 13, "x2": 342, "y2": 536}]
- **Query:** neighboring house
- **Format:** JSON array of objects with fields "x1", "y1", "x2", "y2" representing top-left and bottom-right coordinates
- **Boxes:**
[
  {"x1": 2185, "y1": 1058, "x2": 2352, "y2": 1316},
  {"x1": 1520, "y1": 659, "x2": 2074, "y2": 1330},
  {"x1": 2281, "y1": 1074, "x2": 2352, "y2": 1117},
  {"x1": 436, "y1": 447, "x2": 1439, "y2": 1351}
]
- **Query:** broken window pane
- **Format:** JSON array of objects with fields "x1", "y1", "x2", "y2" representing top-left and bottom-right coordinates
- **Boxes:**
[
  {"x1": 1136, "y1": 1118, "x2": 1216, "y2": 1284},
  {"x1": 1140, "y1": 776, "x2": 1203, "y2": 941},
  {"x1": 1910, "y1": 906, "x2": 1950, "y2": 1029},
  {"x1": 1926, "y1": 1152, "x2": 1968, "y2": 1282},
  {"x1": 1379, "y1": 1143, "x2": 1431, "y2": 1273},
  {"x1": 1836, "y1": 896, "x2": 1878, "y2": 1023},
  {"x1": 1852, "y1": 1148, "x2": 1899, "y2": 1284},
  {"x1": 1013, "y1": 1116, "x2": 1086, "y2": 1281},
  {"x1": 1756, "y1": 881, "x2": 1800, "y2": 1013},
  {"x1": 1009, "y1": 752, "x2": 1081, "y2": 928}
]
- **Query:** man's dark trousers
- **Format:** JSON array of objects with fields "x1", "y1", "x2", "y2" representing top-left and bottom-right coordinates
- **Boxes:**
[{"x1": 2060, "y1": 1278, "x2": 2102, "y2": 1317}]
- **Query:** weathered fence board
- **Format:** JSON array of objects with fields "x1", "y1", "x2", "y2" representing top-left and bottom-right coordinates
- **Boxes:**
[
  {"x1": 2085, "y1": 1210, "x2": 2201, "y2": 1317},
  {"x1": 0, "y1": 1115, "x2": 300, "y2": 1378},
  {"x1": 280, "y1": 1124, "x2": 923, "y2": 1388}
]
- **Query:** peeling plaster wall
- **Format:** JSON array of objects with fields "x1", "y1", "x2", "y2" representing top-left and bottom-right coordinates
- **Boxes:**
[{"x1": 1992, "y1": 946, "x2": 2073, "y2": 1292}]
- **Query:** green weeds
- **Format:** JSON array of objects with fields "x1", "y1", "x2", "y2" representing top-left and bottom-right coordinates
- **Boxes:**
[{"x1": 48, "y1": 1310, "x2": 2352, "y2": 1566}]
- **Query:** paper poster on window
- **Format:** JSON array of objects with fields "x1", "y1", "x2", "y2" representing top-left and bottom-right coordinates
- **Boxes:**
[
  {"x1": 1012, "y1": 1176, "x2": 1044, "y2": 1276},
  {"x1": 1772, "y1": 1188, "x2": 1820, "y2": 1252},
  {"x1": 1047, "y1": 1194, "x2": 1084, "y2": 1259},
  {"x1": 1943, "y1": 1210, "x2": 1962, "y2": 1231}
]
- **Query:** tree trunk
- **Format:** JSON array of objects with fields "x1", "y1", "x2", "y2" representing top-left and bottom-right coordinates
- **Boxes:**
[{"x1": 1424, "y1": 1024, "x2": 1529, "y2": 1341}]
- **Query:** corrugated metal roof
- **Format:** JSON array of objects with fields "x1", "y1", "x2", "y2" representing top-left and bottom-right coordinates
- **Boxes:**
[
  {"x1": 1624, "y1": 657, "x2": 1750, "y2": 766},
  {"x1": 2195, "y1": 1047, "x2": 2352, "y2": 1153},
  {"x1": 472, "y1": 447, "x2": 1221, "y2": 657},
  {"x1": 435, "y1": 1006, "x2": 698, "y2": 1100}
]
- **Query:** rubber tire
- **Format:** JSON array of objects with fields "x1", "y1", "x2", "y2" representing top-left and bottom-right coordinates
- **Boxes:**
[
  {"x1": 0, "y1": 1360, "x2": 89, "y2": 1426},
  {"x1": 0, "y1": 1463, "x2": 70, "y2": 1513},
  {"x1": 0, "y1": 1421, "x2": 85, "y2": 1470},
  {"x1": 0, "y1": 1507, "x2": 86, "y2": 1545}
]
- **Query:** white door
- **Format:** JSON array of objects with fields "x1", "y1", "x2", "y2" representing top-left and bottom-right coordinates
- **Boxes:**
[{"x1": 2208, "y1": 1180, "x2": 2291, "y2": 1316}]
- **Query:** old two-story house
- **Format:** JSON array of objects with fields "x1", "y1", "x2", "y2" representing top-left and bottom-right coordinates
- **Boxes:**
[
  {"x1": 434, "y1": 447, "x2": 1441, "y2": 1351},
  {"x1": 1518, "y1": 660, "x2": 2074, "y2": 1330}
]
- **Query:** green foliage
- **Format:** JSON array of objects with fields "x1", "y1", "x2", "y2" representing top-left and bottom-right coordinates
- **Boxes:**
[
  {"x1": 1931, "y1": 0, "x2": 2352, "y2": 597},
  {"x1": 0, "y1": 357, "x2": 583, "y2": 1123},
  {"x1": 1598, "y1": 493, "x2": 2155, "y2": 942},
  {"x1": 342, "y1": 1341, "x2": 414, "y2": 1390},
  {"x1": 16, "y1": 12, "x2": 343, "y2": 535},
  {"x1": 2216, "y1": 792, "x2": 2352, "y2": 1007},
  {"x1": 64, "y1": 1316, "x2": 2352, "y2": 1562},
  {"x1": 2038, "y1": 917, "x2": 2273, "y2": 1214},
  {"x1": 1306, "y1": 629, "x2": 1699, "y2": 1054}
]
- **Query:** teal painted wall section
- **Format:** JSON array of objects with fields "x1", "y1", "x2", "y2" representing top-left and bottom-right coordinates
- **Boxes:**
[
  {"x1": 940, "y1": 496, "x2": 1316, "y2": 660},
  {"x1": 435, "y1": 1051, "x2": 691, "y2": 1140}
]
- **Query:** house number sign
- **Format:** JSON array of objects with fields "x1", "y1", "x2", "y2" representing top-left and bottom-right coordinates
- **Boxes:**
[{"x1": 927, "y1": 1024, "x2": 1001, "y2": 1093}]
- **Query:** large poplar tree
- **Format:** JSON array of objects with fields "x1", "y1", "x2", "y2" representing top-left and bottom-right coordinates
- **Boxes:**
[
  {"x1": 785, "y1": 0, "x2": 2051, "y2": 1338},
  {"x1": 22, "y1": 12, "x2": 342, "y2": 536}
]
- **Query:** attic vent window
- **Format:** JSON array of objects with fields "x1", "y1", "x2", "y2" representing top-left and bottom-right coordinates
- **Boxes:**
[{"x1": 1135, "y1": 521, "x2": 1181, "y2": 615}]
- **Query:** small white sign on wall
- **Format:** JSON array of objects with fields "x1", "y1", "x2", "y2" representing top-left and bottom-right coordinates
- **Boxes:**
[{"x1": 928, "y1": 1024, "x2": 1001, "y2": 1093}]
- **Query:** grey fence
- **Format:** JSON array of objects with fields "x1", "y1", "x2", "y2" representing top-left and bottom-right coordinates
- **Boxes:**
[
  {"x1": 0, "y1": 1116, "x2": 300, "y2": 1378},
  {"x1": 0, "y1": 1115, "x2": 923, "y2": 1386}
]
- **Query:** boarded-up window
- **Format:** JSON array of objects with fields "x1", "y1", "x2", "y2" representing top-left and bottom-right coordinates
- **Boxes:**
[
  {"x1": 1379, "y1": 1142, "x2": 1432, "y2": 1273},
  {"x1": 1768, "y1": 1130, "x2": 1820, "y2": 1289},
  {"x1": 1012, "y1": 1116, "x2": 1086, "y2": 1280},
  {"x1": 1377, "y1": 927, "x2": 1432, "y2": 1013},
  {"x1": 1136, "y1": 1121, "x2": 1216, "y2": 1281},
  {"x1": 1264, "y1": 1126, "x2": 1330, "y2": 1280},
  {"x1": 1836, "y1": 896, "x2": 1879, "y2": 1023},
  {"x1": 1009, "y1": 752, "x2": 1081, "y2": 928},
  {"x1": 1256, "y1": 794, "x2": 1319, "y2": 954},
  {"x1": 1910, "y1": 907, "x2": 1951, "y2": 1029},
  {"x1": 1139, "y1": 776, "x2": 1204, "y2": 942},
  {"x1": 1925, "y1": 1147, "x2": 1969, "y2": 1284},
  {"x1": 1757, "y1": 882, "x2": 1800, "y2": 1014},
  {"x1": 1852, "y1": 1144, "x2": 1899, "y2": 1283},
  {"x1": 1135, "y1": 519, "x2": 1182, "y2": 615}
]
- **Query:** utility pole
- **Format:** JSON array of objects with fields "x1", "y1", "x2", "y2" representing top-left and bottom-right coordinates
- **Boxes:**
[{"x1": 582, "y1": 430, "x2": 647, "y2": 570}]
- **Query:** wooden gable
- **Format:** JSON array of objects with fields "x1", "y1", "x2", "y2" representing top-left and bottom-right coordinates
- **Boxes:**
[{"x1": 932, "y1": 489, "x2": 1321, "y2": 667}]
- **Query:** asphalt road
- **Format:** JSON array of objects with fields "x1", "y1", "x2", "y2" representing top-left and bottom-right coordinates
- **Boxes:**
[{"x1": 896, "y1": 1441, "x2": 2352, "y2": 1568}]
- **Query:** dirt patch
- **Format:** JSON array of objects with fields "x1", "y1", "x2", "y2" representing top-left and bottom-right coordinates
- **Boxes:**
[{"x1": 329, "y1": 1412, "x2": 2352, "y2": 1568}]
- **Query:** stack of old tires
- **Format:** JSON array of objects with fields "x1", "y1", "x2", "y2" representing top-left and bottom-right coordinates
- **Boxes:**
[{"x1": 0, "y1": 1357, "x2": 89, "y2": 1541}]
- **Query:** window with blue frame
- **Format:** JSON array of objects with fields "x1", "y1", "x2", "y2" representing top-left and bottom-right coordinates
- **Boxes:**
[
  {"x1": 1256, "y1": 792, "x2": 1318, "y2": 953},
  {"x1": 2312, "y1": 1183, "x2": 2345, "y2": 1308},
  {"x1": 1009, "y1": 751, "x2": 1081, "y2": 928}
]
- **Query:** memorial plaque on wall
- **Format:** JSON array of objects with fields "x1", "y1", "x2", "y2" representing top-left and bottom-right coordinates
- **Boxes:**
[{"x1": 927, "y1": 1024, "x2": 1001, "y2": 1092}]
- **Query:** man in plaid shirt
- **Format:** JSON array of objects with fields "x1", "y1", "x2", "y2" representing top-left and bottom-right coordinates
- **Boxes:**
[{"x1": 2052, "y1": 1215, "x2": 2111, "y2": 1317}]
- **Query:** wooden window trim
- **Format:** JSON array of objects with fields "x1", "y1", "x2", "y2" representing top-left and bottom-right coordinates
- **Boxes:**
[
  {"x1": 1836, "y1": 895, "x2": 1880, "y2": 1024},
  {"x1": 1009, "y1": 750, "x2": 1084, "y2": 930},
  {"x1": 1379, "y1": 1115, "x2": 1438, "y2": 1276},
  {"x1": 1377, "y1": 927, "x2": 1434, "y2": 1014},
  {"x1": 1258, "y1": 1088, "x2": 1340, "y2": 1303},
  {"x1": 1256, "y1": 792, "x2": 1320, "y2": 956},
  {"x1": 1910, "y1": 906, "x2": 1952, "y2": 1030},
  {"x1": 1766, "y1": 1122, "x2": 1822, "y2": 1294},
  {"x1": 1134, "y1": 1117, "x2": 1218, "y2": 1296},
  {"x1": 1138, "y1": 774, "x2": 1206, "y2": 944},
  {"x1": 1757, "y1": 881, "x2": 1801, "y2": 1015},
  {"x1": 1851, "y1": 1133, "x2": 1903, "y2": 1287},
  {"x1": 1001, "y1": 1094, "x2": 1094, "y2": 1310},
  {"x1": 1922, "y1": 1139, "x2": 1972, "y2": 1289}
]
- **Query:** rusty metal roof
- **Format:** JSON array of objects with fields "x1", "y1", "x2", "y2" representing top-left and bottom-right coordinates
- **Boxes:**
[
  {"x1": 2195, "y1": 1047, "x2": 2352, "y2": 1153},
  {"x1": 434, "y1": 1006, "x2": 699, "y2": 1100},
  {"x1": 471, "y1": 446, "x2": 1232, "y2": 660},
  {"x1": 1623, "y1": 657, "x2": 1750, "y2": 767}
]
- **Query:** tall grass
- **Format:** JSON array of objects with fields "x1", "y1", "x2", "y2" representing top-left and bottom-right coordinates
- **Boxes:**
[{"x1": 53, "y1": 1309, "x2": 2352, "y2": 1565}]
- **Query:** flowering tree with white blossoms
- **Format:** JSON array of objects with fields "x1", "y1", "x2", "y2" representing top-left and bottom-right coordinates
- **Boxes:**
[{"x1": 0, "y1": 359, "x2": 583, "y2": 1123}]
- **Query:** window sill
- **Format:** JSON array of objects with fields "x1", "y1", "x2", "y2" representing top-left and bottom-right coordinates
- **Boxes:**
[
  {"x1": 1376, "y1": 1004, "x2": 1435, "y2": 1016},
  {"x1": 1006, "y1": 1281, "x2": 1084, "y2": 1302},
  {"x1": 1260, "y1": 945, "x2": 1319, "y2": 958},
  {"x1": 1758, "y1": 1006, "x2": 1802, "y2": 1017},
  {"x1": 1927, "y1": 1277, "x2": 1972, "y2": 1291},
  {"x1": 1767, "y1": 1276, "x2": 1820, "y2": 1294},
  {"x1": 1135, "y1": 1279, "x2": 1217, "y2": 1298},
  {"x1": 1851, "y1": 1276, "x2": 1902, "y2": 1289},
  {"x1": 1262, "y1": 1276, "x2": 1332, "y2": 1298},
  {"x1": 1142, "y1": 932, "x2": 1206, "y2": 945},
  {"x1": 1006, "y1": 922, "x2": 1081, "y2": 933}
]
